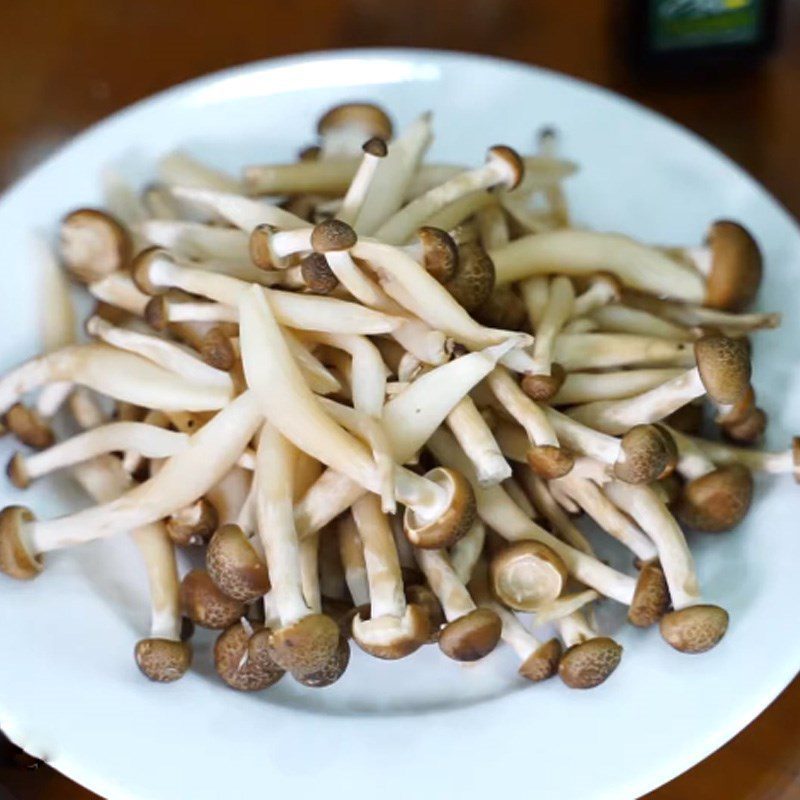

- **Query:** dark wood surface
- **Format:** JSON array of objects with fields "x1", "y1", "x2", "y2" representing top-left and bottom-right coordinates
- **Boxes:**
[{"x1": 0, "y1": 2, "x2": 798, "y2": 798}]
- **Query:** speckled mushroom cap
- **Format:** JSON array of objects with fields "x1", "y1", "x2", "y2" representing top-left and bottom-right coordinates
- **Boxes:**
[
  {"x1": 134, "y1": 639, "x2": 192, "y2": 683},
  {"x1": 351, "y1": 603, "x2": 431, "y2": 660},
  {"x1": 694, "y1": 335, "x2": 751, "y2": 405},
  {"x1": 60, "y1": 208, "x2": 132, "y2": 284},
  {"x1": 475, "y1": 287, "x2": 528, "y2": 331},
  {"x1": 628, "y1": 562, "x2": 670, "y2": 628},
  {"x1": 311, "y1": 219, "x2": 358, "y2": 253},
  {"x1": 403, "y1": 467, "x2": 477, "y2": 549},
  {"x1": 180, "y1": 569, "x2": 246, "y2": 630},
  {"x1": 200, "y1": 327, "x2": 236, "y2": 372},
  {"x1": 704, "y1": 220, "x2": 763, "y2": 311},
  {"x1": 438, "y1": 608, "x2": 502, "y2": 662},
  {"x1": 206, "y1": 523, "x2": 270, "y2": 602},
  {"x1": 316, "y1": 103, "x2": 393, "y2": 141},
  {"x1": 676, "y1": 464, "x2": 754, "y2": 532},
  {"x1": 521, "y1": 363, "x2": 567, "y2": 403},
  {"x1": 0, "y1": 505, "x2": 41, "y2": 580},
  {"x1": 490, "y1": 540, "x2": 569, "y2": 612},
  {"x1": 300, "y1": 252, "x2": 339, "y2": 294},
  {"x1": 167, "y1": 498, "x2": 219, "y2": 547},
  {"x1": 131, "y1": 246, "x2": 174, "y2": 296},
  {"x1": 659, "y1": 604, "x2": 729, "y2": 653},
  {"x1": 5, "y1": 404, "x2": 55, "y2": 450},
  {"x1": 214, "y1": 623, "x2": 285, "y2": 691},
  {"x1": 267, "y1": 613, "x2": 342, "y2": 678},
  {"x1": 417, "y1": 227, "x2": 459, "y2": 284},
  {"x1": 614, "y1": 424, "x2": 678, "y2": 484},
  {"x1": 294, "y1": 633, "x2": 351, "y2": 688},
  {"x1": 486, "y1": 145, "x2": 524, "y2": 190},
  {"x1": 558, "y1": 637, "x2": 623, "y2": 689},
  {"x1": 518, "y1": 638, "x2": 563, "y2": 683},
  {"x1": 405, "y1": 584, "x2": 445, "y2": 644},
  {"x1": 526, "y1": 440, "x2": 574, "y2": 480},
  {"x1": 444, "y1": 242, "x2": 496, "y2": 314}
]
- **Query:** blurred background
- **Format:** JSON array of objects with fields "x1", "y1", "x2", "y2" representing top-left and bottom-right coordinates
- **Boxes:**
[{"x1": 0, "y1": 1, "x2": 798, "y2": 798}]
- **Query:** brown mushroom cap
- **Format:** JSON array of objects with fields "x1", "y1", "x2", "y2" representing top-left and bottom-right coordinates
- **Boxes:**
[
  {"x1": 60, "y1": 208, "x2": 132, "y2": 284},
  {"x1": 351, "y1": 603, "x2": 431, "y2": 659},
  {"x1": 665, "y1": 402, "x2": 705, "y2": 436},
  {"x1": 267, "y1": 613, "x2": 341, "y2": 677},
  {"x1": 490, "y1": 540, "x2": 568, "y2": 612},
  {"x1": 694, "y1": 335, "x2": 751, "y2": 405},
  {"x1": 403, "y1": 467, "x2": 477, "y2": 549},
  {"x1": 300, "y1": 252, "x2": 339, "y2": 294},
  {"x1": 704, "y1": 220, "x2": 763, "y2": 311},
  {"x1": 417, "y1": 227, "x2": 459, "y2": 284},
  {"x1": 614, "y1": 424, "x2": 678, "y2": 484},
  {"x1": 321, "y1": 597, "x2": 362, "y2": 640},
  {"x1": 518, "y1": 637, "x2": 562, "y2": 683},
  {"x1": 199, "y1": 326, "x2": 236, "y2": 372},
  {"x1": 628, "y1": 562, "x2": 670, "y2": 627},
  {"x1": 179, "y1": 569, "x2": 246, "y2": 629},
  {"x1": 521, "y1": 363, "x2": 567, "y2": 403},
  {"x1": 559, "y1": 637, "x2": 623, "y2": 689},
  {"x1": 0, "y1": 506, "x2": 41, "y2": 580},
  {"x1": 132, "y1": 247, "x2": 172, "y2": 296},
  {"x1": 294, "y1": 633, "x2": 350, "y2": 688},
  {"x1": 676, "y1": 464, "x2": 753, "y2": 532},
  {"x1": 362, "y1": 136, "x2": 388, "y2": 158},
  {"x1": 438, "y1": 608, "x2": 502, "y2": 662},
  {"x1": 143, "y1": 296, "x2": 169, "y2": 331},
  {"x1": 715, "y1": 385, "x2": 755, "y2": 426},
  {"x1": 475, "y1": 287, "x2": 527, "y2": 331},
  {"x1": 167, "y1": 498, "x2": 219, "y2": 547},
  {"x1": 5, "y1": 404, "x2": 55, "y2": 450},
  {"x1": 206, "y1": 523, "x2": 270, "y2": 602},
  {"x1": 214, "y1": 622, "x2": 285, "y2": 691},
  {"x1": 6, "y1": 453, "x2": 30, "y2": 490},
  {"x1": 722, "y1": 407, "x2": 767, "y2": 445},
  {"x1": 298, "y1": 144, "x2": 321, "y2": 162},
  {"x1": 793, "y1": 437, "x2": 800, "y2": 484},
  {"x1": 405, "y1": 584, "x2": 445, "y2": 644},
  {"x1": 487, "y1": 145, "x2": 524, "y2": 190},
  {"x1": 317, "y1": 103, "x2": 393, "y2": 141},
  {"x1": 659, "y1": 604, "x2": 729, "y2": 653},
  {"x1": 249, "y1": 224, "x2": 281, "y2": 270},
  {"x1": 656, "y1": 472, "x2": 683, "y2": 507},
  {"x1": 134, "y1": 638, "x2": 192, "y2": 683},
  {"x1": 444, "y1": 242, "x2": 496, "y2": 315},
  {"x1": 311, "y1": 219, "x2": 357, "y2": 253},
  {"x1": 526, "y1": 441, "x2": 574, "y2": 480}
]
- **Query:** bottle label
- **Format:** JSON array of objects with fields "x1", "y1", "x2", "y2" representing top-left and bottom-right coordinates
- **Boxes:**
[{"x1": 649, "y1": 0, "x2": 764, "y2": 51}]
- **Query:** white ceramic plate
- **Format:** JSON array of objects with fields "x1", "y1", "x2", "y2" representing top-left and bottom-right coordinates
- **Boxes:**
[{"x1": 1, "y1": 49, "x2": 799, "y2": 800}]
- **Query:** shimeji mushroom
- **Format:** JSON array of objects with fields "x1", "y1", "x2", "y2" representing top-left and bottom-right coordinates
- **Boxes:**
[
  {"x1": 213, "y1": 619, "x2": 286, "y2": 692},
  {"x1": 0, "y1": 343, "x2": 233, "y2": 416},
  {"x1": 556, "y1": 611, "x2": 623, "y2": 689},
  {"x1": 587, "y1": 304, "x2": 694, "y2": 342},
  {"x1": 88, "y1": 271, "x2": 151, "y2": 317},
  {"x1": 206, "y1": 522, "x2": 270, "y2": 602},
  {"x1": 424, "y1": 191, "x2": 495, "y2": 233},
  {"x1": 489, "y1": 540, "x2": 569, "y2": 612},
  {"x1": 338, "y1": 137, "x2": 388, "y2": 224},
  {"x1": 4, "y1": 404, "x2": 55, "y2": 450},
  {"x1": 350, "y1": 493, "x2": 430, "y2": 658},
  {"x1": 414, "y1": 547, "x2": 502, "y2": 662},
  {"x1": 551, "y1": 368, "x2": 685, "y2": 406},
  {"x1": 316, "y1": 102, "x2": 393, "y2": 159},
  {"x1": 449, "y1": 519, "x2": 486, "y2": 585},
  {"x1": 569, "y1": 274, "x2": 622, "y2": 319},
  {"x1": 682, "y1": 432, "x2": 800, "y2": 480},
  {"x1": 158, "y1": 150, "x2": 241, "y2": 193},
  {"x1": 443, "y1": 241, "x2": 495, "y2": 316},
  {"x1": 604, "y1": 479, "x2": 729, "y2": 653},
  {"x1": 138, "y1": 219, "x2": 251, "y2": 262},
  {"x1": 180, "y1": 569, "x2": 245, "y2": 630},
  {"x1": 60, "y1": 208, "x2": 132, "y2": 283},
  {"x1": 337, "y1": 512, "x2": 370, "y2": 609},
  {"x1": 567, "y1": 335, "x2": 751, "y2": 435},
  {"x1": 550, "y1": 333, "x2": 696, "y2": 371}
]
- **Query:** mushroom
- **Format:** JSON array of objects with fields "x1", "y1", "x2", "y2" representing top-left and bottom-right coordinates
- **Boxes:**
[
  {"x1": 60, "y1": 208, "x2": 132, "y2": 283},
  {"x1": 550, "y1": 333, "x2": 696, "y2": 371},
  {"x1": 206, "y1": 522, "x2": 270, "y2": 601},
  {"x1": 475, "y1": 286, "x2": 528, "y2": 332},
  {"x1": 551, "y1": 368, "x2": 685, "y2": 406},
  {"x1": 316, "y1": 102, "x2": 393, "y2": 158},
  {"x1": 4, "y1": 404, "x2": 55, "y2": 449},
  {"x1": 414, "y1": 547, "x2": 502, "y2": 662},
  {"x1": 449, "y1": 519, "x2": 486, "y2": 585},
  {"x1": 604, "y1": 479, "x2": 729, "y2": 653},
  {"x1": 588, "y1": 304, "x2": 694, "y2": 341},
  {"x1": 350, "y1": 493, "x2": 430, "y2": 658},
  {"x1": 443, "y1": 241, "x2": 495, "y2": 315},
  {"x1": 88, "y1": 272, "x2": 151, "y2": 317},
  {"x1": 424, "y1": 191, "x2": 495, "y2": 233},
  {"x1": 180, "y1": 569, "x2": 245, "y2": 629},
  {"x1": 476, "y1": 199, "x2": 509, "y2": 251},
  {"x1": 213, "y1": 620, "x2": 285, "y2": 692},
  {"x1": 489, "y1": 540, "x2": 568, "y2": 612},
  {"x1": 569, "y1": 273, "x2": 622, "y2": 319},
  {"x1": 139, "y1": 220, "x2": 251, "y2": 262},
  {"x1": 682, "y1": 433, "x2": 800, "y2": 480},
  {"x1": 337, "y1": 512, "x2": 370, "y2": 608},
  {"x1": 338, "y1": 137, "x2": 388, "y2": 224},
  {"x1": 158, "y1": 150, "x2": 241, "y2": 193},
  {"x1": 556, "y1": 611, "x2": 623, "y2": 689}
]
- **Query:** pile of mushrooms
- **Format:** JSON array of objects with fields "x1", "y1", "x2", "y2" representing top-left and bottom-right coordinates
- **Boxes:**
[{"x1": 0, "y1": 102, "x2": 793, "y2": 693}]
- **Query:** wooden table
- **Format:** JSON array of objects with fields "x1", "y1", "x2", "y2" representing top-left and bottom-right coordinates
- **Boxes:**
[{"x1": 0, "y1": 2, "x2": 798, "y2": 798}]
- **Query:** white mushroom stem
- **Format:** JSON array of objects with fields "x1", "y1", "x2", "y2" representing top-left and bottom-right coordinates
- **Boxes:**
[
  {"x1": 243, "y1": 158, "x2": 365, "y2": 196},
  {"x1": 156, "y1": 300, "x2": 238, "y2": 325},
  {"x1": 479, "y1": 595, "x2": 546, "y2": 661},
  {"x1": 490, "y1": 230, "x2": 706, "y2": 302},
  {"x1": 86, "y1": 316, "x2": 233, "y2": 390},
  {"x1": 142, "y1": 184, "x2": 181, "y2": 220},
  {"x1": 189, "y1": 254, "x2": 303, "y2": 286},
  {"x1": 294, "y1": 447, "x2": 323, "y2": 615},
  {"x1": 557, "y1": 610, "x2": 596, "y2": 648},
  {"x1": 414, "y1": 548, "x2": 477, "y2": 621},
  {"x1": 338, "y1": 142, "x2": 386, "y2": 225},
  {"x1": 424, "y1": 191, "x2": 495, "y2": 232},
  {"x1": 571, "y1": 280, "x2": 620, "y2": 319},
  {"x1": 562, "y1": 318, "x2": 598, "y2": 334},
  {"x1": 158, "y1": 151, "x2": 241, "y2": 193},
  {"x1": 530, "y1": 590, "x2": 600, "y2": 627},
  {"x1": 295, "y1": 468, "x2": 366, "y2": 538},
  {"x1": 24, "y1": 390, "x2": 262, "y2": 553},
  {"x1": 543, "y1": 409, "x2": 628, "y2": 468},
  {"x1": 605, "y1": 480, "x2": 699, "y2": 609},
  {"x1": 446, "y1": 396, "x2": 512, "y2": 487},
  {"x1": 206, "y1": 466, "x2": 252, "y2": 526},
  {"x1": 552, "y1": 334, "x2": 695, "y2": 371},
  {"x1": 683, "y1": 433, "x2": 797, "y2": 475},
  {"x1": 35, "y1": 381, "x2": 74, "y2": 419},
  {"x1": 88, "y1": 272, "x2": 150, "y2": 316},
  {"x1": 0, "y1": 343, "x2": 232, "y2": 415},
  {"x1": 476, "y1": 202, "x2": 510, "y2": 251},
  {"x1": 254, "y1": 422, "x2": 310, "y2": 626},
  {"x1": 520, "y1": 276, "x2": 550, "y2": 330},
  {"x1": 121, "y1": 409, "x2": 174, "y2": 475},
  {"x1": 502, "y1": 477, "x2": 537, "y2": 519},
  {"x1": 337, "y1": 512, "x2": 370, "y2": 606},
  {"x1": 139, "y1": 220, "x2": 251, "y2": 262},
  {"x1": 589, "y1": 304, "x2": 693, "y2": 341},
  {"x1": 428, "y1": 429, "x2": 636, "y2": 604},
  {"x1": 486, "y1": 367, "x2": 560, "y2": 447},
  {"x1": 665, "y1": 427, "x2": 716, "y2": 480},
  {"x1": 552, "y1": 369, "x2": 685, "y2": 405},
  {"x1": 236, "y1": 475, "x2": 259, "y2": 536},
  {"x1": 567, "y1": 368, "x2": 706, "y2": 435},
  {"x1": 528, "y1": 276, "x2": 574, "y2": 375},
  {"x1": 450, "y1": 520, "x2": 486, "y2": 585}
]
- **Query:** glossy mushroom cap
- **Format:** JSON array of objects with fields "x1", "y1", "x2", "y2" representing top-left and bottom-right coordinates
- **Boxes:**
[
  {"x1": 180, "y1": 569, "x2": 245, "y2": 629},
  {"x1": 614, "y1": 424, "x2": 678, "y2": 484},
  {"x1": 438, "y1": 608, "x2": 502, "y2": 662},
  {"x1": 300, "y1": 252, "x2": 339, "y2": 294},
  {"x1": 526, "y1": 439, "x2": 574, "y2": 479},
  {"x1": 294, "y1": 633, "x2": 350, "y2": 688},
  {"x1": 417, "y1": 227, "x2": 459, "y2": 284},
  {"x1": 132, "y1": 246, "x2": 173, "y2": 296},
  {"x1": 311, "y1": 219, "x2": 357, "y2": 253},
  {"x1": 167, "y1": 498, "x2": 219, "y2": 547},
  {"x1": 490, "y1": 540, "x2": 568, "y2": 612},
  {"x1": 6, "y1": 453, "x2": 30, "y2": 490},
  {"x1": 659, "y1": 604, "x2": 729, "y2": 653},
  {"x1": 200, "y1": 327, "x2": 236, "y2": 371},
  {"x1": 351, "y1": 604, "x2": 431, "y2": 659},
  {"x1": 267, "y1": 613, "x2": 342, "y2": 678},
  {"x1": 206, "y1": 523, "x2": 270, "y2": 602},
  {"x1": 405, "y1": 584, "x2": 445, "y2": 644},
  {"x1": 723, "y1": 407, "x2": 767, "y2": 444},
  {"x1": 628, "y1": 562, "x2": 670, "y2": 628},
  {"x1": 214, "y1": 622, "x2": 285, "y2": 691},
  {"x1": 676, "y1": 464, "x2": 754, "y2": 532},
  {"x1": 694, "y1": 335, "x2": 751, "y2": 405},
  {"x1": 704, "y1": 220, "x2": 763, "y2": 311},
  {"x1": 60, "y1": 208, "x2": 132, "y2": 283},
  {"x1": 559, "y1": 637, "x2": 623, "y2": 689},
  {"x1": 486, "y1": 145, "x2": 524, "y2": 190},
  {"x1": 5, "y1": 404, "x2": 54, "y2": 450},
  {"x1": 403, "y1": 467, "x2": 477, "y2": 549},
  {"x1": 521, "y1": 363, "x2": 567, "y2": 403},
  {"x1": 444, "y1": 242, "x2": 495, "y2": 314},
  {"x1": 0, "y1": 506, "x2": 41, "y2": 580},
  {"x1": 317, "y1": 103, "x2": 393, "y2": 142},
  {"x1": 519, "y1": 638, "x2": 563, "y2": 683},
  {"x1": 134, "y1": 638, "x2": 192, "y2": 683}
]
